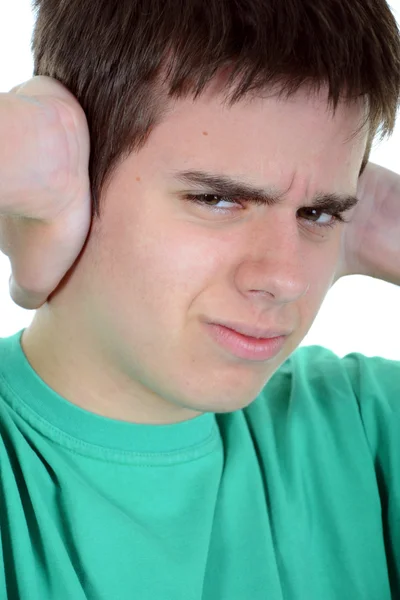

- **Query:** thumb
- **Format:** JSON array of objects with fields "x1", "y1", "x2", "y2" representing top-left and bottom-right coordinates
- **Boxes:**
[{"x1": 8, "y1": 75, "x2": 75, "y2": 104}]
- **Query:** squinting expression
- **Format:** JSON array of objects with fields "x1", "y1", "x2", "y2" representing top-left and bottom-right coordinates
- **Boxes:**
[{"x1": 27, "y1": 83, "x2": 369, "y2": 424}]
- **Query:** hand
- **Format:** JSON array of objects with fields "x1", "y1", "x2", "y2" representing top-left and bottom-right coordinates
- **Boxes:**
[
  {"x1": 0, "y1": 76, "x2": 92, "y2": 309},
  {"x1": 335, "y1": 162, "x2": 400, "y2": 286}
]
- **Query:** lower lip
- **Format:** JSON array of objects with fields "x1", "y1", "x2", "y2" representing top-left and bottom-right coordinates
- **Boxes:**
[{"x1": 206, "y1": 324, "x2": 286, "y2": 361}]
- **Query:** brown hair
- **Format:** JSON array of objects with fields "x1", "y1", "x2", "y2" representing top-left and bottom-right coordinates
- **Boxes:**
[{"x1": 31, "y1": 0, "x2": 400, "y2": 220}]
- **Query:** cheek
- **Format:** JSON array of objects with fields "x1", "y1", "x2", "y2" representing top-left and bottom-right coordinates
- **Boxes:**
[
  {"x1": 133, "y1": 234, "x2": 217, "y2": 308},
  {"x1": 301, "y1": 257, "x2": 339, "y2": 325},
  {"x1": 292, "y1": 237, "x2": 341, "y2": 324},
  {"x1": 96, "y1": 216, "x2": 220, "y2": 325}
]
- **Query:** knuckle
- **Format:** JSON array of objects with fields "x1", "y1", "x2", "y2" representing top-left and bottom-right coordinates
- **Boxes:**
[
  {"x1": 33, "y1": 95, "x2": 90, "y2": 215},
  {"x1": 48, "y1": 101, "x2": 87, "y2": 204},
  {"x1": 39, "y1": 102, "x2": 73, "y2": 194}
]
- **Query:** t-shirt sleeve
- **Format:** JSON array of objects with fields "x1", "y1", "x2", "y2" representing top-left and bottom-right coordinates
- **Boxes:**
[{"x1": 340, "y1": 351, "x2": 400, "y2": 586}]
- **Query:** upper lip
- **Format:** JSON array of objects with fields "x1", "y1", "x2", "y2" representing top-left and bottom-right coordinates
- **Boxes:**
[{"x1": 211, "y1": 320, "x2": 292, "y2": 339}]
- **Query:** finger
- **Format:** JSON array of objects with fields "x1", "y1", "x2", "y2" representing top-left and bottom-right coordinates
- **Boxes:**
[
  {"x1": 8, "y1": 83, "x2": 25, "y2": 94},
  {"x1": 8, "y1": 275, "x2": 47, "y2": 310},
  {"x1": 10, "y1": 75, "x2": 78, "y2": 105}
]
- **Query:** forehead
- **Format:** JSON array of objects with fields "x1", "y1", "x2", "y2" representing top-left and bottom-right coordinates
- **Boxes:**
[
  {"x1": 176, "y1": 83, "x2": 362, "y2": 127},
  {"x1": 154, "y1": 84, "x2": 367, "y2": 168}
]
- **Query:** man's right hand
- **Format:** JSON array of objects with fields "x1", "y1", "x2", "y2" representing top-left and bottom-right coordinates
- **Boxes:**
[{"x1": 0, "y1": 76, "x2": 92, "y2": 309}]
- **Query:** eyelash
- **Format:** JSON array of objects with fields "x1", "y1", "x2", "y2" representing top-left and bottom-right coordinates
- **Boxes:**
[{"x1": 183, "y1": 194, "x2": 351, "y2": 230}]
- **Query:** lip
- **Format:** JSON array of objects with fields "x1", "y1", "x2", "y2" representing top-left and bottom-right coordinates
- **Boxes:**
[
  {"x1": 205, "y1": 323, "x2": 287, "y2": 361},
  {"x1": 211, "y1": 320, "x2": 292, "y2": 339}
]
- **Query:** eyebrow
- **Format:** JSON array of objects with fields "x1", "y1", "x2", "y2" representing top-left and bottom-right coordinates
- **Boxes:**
[{"x1": 170, "y1": 169, "x2": 360, "y2": 212}]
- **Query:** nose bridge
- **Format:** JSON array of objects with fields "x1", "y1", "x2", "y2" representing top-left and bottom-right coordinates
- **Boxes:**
[
  {"x1": 251, "y1": 207, "x2": 300, "y2": 257},
  {"x1": 242, "y1": 211, "x2": 310, "y2": 303}
]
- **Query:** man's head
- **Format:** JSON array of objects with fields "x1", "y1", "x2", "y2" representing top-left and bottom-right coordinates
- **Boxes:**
[
  {"x1": 32, "y1": 0, "x2": 400, "y2": 219},
  {"x1": 24, "y1": 1, "x2": 400, "y2": 424}
]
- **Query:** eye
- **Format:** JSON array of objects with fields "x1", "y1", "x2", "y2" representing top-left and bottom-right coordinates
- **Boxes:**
[
  {"x1": 297, "y1": 207, "x2": 348, "y2": 229},
  {"x1": 183, "y1": 193, "x2": 350, "y2": 230},
  {"x1": 185, "y1": 194, "x2": 242, "y2": 212}
]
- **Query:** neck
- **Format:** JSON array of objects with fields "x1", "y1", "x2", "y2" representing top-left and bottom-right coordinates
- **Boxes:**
[{"x1": 21, "y1": 305, "x2": 200, "y2": 425}]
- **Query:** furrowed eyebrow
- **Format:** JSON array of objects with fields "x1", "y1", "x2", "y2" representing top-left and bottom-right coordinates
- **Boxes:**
[{"x1": 170, "y1": 169, "x2": 360, "y2": 212}]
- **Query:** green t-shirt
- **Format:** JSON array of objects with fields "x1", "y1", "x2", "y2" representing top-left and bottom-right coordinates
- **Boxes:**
[{"x1": 0, "y1": 329, "x2": 399, "y2": 599}]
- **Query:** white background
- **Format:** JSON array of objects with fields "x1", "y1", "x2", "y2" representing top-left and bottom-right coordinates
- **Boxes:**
[{"x1": 1, "y1": 0, "x2": 400, "y2": 360}]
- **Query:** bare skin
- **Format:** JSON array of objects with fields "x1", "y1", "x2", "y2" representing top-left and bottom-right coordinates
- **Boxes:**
[
  {"x1": 0, "y1": 76, "x2": 91, "y2": 309},
  {"x1": 20, "y1": 84, "x2": 368, "y2": 424},
  {"x1": 2, "y1": 73, "x2": 400, "y2": 428}
]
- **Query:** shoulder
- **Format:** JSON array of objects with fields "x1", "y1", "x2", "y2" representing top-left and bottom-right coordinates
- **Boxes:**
[{"x1": 249, "y1": 344, "x2": 400, "y2": 466}]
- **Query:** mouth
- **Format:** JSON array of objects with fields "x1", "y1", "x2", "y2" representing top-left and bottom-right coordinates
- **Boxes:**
[
  {"x1": 211, "y1": 320, "x2": 292, "y2": 340},
  {"x1": 205, "y1": 323, "x2": 287, "y2": 361}
]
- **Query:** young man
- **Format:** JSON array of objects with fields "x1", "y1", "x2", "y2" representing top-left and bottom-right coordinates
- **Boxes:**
[{"x1": 0, "y1": 1, "x2": 400, "y2": 598}]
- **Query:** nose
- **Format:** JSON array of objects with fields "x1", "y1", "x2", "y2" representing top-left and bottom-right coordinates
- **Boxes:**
[{"x1": 236, "y1": 215, "x2": 311, "y2": 305}]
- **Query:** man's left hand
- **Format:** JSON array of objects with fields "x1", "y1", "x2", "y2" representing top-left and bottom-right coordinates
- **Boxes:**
[{"x1": 335, "y1": 162, "x2": 400, "y2": 286}]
